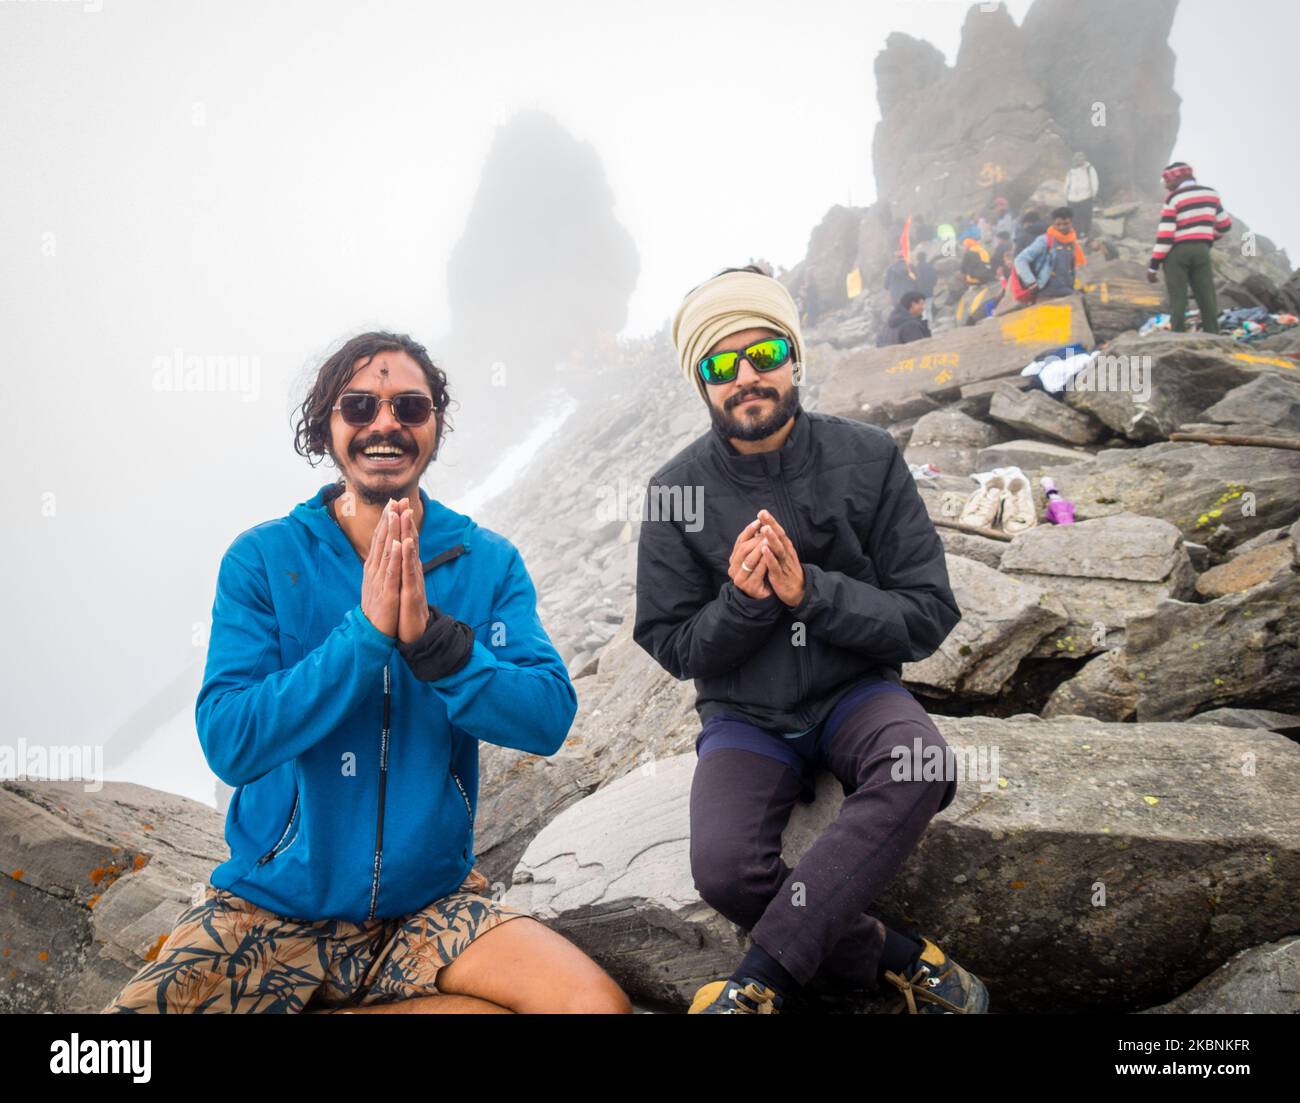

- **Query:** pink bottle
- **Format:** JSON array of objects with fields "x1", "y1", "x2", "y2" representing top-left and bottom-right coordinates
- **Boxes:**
[{"x1": 1041, "y1": 477, "x2": 1075, "y2": 525}]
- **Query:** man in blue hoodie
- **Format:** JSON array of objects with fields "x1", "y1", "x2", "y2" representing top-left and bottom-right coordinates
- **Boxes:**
[{"x1": 104, "y1": 331, "x2": 629, "y2": 1015}]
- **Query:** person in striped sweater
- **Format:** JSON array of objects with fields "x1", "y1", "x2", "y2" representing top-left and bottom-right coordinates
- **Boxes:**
[{"x1": 1146, "y1": 161, "x2": 1233, "y2": 334}]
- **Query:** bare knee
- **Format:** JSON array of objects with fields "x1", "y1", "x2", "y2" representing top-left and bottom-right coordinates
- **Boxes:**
[{"x1": 545, "y1": 974, "x2": 633, "y2": 1014}]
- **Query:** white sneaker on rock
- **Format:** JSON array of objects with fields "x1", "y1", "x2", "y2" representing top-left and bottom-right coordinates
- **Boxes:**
[
  {"x1": 958, "y1": 476, "x2": 1005, "y2": 530},
  {"x1": 1001, "y1": 474, "x2": 1038, "y2": 534}
]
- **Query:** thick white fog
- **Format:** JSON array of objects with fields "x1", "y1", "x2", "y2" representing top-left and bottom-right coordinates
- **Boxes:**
[{"x1": 1, "y1": 0, "x2": 1295, "y2": 806}]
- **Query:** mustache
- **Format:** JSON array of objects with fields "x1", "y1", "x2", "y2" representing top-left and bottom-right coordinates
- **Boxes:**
[
  {"x1": 353, "y1": 433, "x2": 413, "y2": 454},
  {"x1": 728, "y1": 387, "x2": 778, "y2": 409}
]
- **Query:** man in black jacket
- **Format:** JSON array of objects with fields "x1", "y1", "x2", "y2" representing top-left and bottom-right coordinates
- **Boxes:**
[
  {"x1": 634, "y1": 266, "x2": 988, "y2": 1015},
  {"x1": 876, "y1": 290, "x2": 931, "y2": 347}
]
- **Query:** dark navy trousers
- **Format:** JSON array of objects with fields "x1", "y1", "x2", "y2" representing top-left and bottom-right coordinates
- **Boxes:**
[{"x1": 689, "y1": 679, "x2": 957, "y2": 989}]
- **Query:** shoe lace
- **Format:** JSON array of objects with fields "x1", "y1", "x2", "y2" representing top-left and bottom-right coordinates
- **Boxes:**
[
  {"x1": 881, "y1": 961, "x2": 968, "y2": 1014},
  {"x1": 729, "y1": 981, "x2": 779, "y2": 1014}
]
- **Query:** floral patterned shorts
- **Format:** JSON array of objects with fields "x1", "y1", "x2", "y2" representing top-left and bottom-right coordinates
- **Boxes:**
[{"x1": 102, "y1": 868, "x2": 529, "y2": 1014}]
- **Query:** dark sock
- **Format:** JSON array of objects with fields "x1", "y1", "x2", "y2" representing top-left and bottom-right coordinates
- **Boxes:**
[
  {"x1": 877, "y1": 926, "x2": 925, "y2": 982},
  {"x1": 736, "y1": 943, "x2": 800, "y2": 997}
]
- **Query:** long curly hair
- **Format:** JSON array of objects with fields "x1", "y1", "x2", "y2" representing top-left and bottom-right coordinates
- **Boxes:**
[{"x1": 292, "y1": 331, "x2": 454, "y2": 467}]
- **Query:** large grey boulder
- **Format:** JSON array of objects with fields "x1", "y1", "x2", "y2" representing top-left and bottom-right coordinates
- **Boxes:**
[
  {"x1": 1139, "y1": 936, "x2": 1300, "y2": 1014},
  {"x1": 1046, "y1": 441, "x2": 1300, "y2": 550},
  {"x1": 987, "y1": 381, "x2": 1107, "y2": 446},
  {"x1": 976, "y1": 438, "x2": 1097, "y2": 473},
  {"x1": 505, "y1": 754, "x2": 746, "y2": 1007},
  {"x1": 1198, "y1": 372, "x2": 1300, "y2": 434},
  {"x1": 1195, "y1": 540, "x2": 1295, "y2": 599},
  {"x1": 1078, "y1": 259, "x2": 1167, "y2": 342},
  {"x1": 901, "y1": 555, "x2": 1067, "y2": 696},
  {"x1": 938, "y1": 528, "x2": 1007, "y2": 571},
  {"x1": 506, "y1": 717, "x2": 1300, "y2": 1013},
  {"x1": 1062, "y1": 334, "x2": 1257, "y2": 443},
  {"x1": 1125, "y1": 568, "x2": 1300, "y2": 721},
  {"x1": 903, "y1": 408, "x2": 1004, "y2": 476},
  {"x1": 1187, "y1": 708, "x2": 1300, "y2": 738},
  {"x1": 1041, "y1": 649, "x2": 1137, "y2": 722},
  {"x1": 783, "y1": 205, "x2": 867, "y2": 324},
  {"x1": 1000, "y1": 513, "x2": 1196, "y2": 657},
  {"x1": 817, "y1": 296, "x2": 1094, "y2": 419},
  {"x1": 476, "y1": 611, "x2": 698, "y2": 885},
  {"x1": 0, "y1": 779, "x2": 227, "y2": 1014},
  {"x1": 1002, "y1": 512, "x2": 1190, "y2": 583}
]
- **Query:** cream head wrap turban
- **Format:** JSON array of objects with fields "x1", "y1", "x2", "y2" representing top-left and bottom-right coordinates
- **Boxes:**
[{"x1": 671, "y1": 269, "x2": 805, "y2": 402}]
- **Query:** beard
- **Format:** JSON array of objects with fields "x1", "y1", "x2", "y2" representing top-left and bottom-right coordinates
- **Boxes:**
[{"x1": 709, "y1": 380, "x2": 802, "y2": 442}]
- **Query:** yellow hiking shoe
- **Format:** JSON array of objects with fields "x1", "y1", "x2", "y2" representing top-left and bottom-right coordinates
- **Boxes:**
[
  {"x1": 882, "y1": 937, "x2": 989, "y2": 1014},
  {"x1": 687, "y1": 977, "x2": 783, "y2": 1014}
]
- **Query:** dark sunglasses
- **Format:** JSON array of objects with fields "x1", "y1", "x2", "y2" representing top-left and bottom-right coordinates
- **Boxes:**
[
  {"x1": 332, "y1": 391, "x2": 435, "y2": 427},
  {"x1": 697, "y1": 336, "x2": 794, "y2": 386}
]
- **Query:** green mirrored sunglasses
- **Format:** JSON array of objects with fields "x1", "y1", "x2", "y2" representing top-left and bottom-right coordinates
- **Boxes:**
[{"x1": 697, "y1": 336, "x2": 794, "y2": 386}]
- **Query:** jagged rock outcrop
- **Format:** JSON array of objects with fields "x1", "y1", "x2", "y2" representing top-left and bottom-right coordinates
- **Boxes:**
[
  {"x1": 0, "y1": 779, "x2": 226, "y2": 1014},
  {"x1": 872, "y1": 6, "x2": 1073, "y2": 223},
  {"x1": 1019, "y1": 0, "x2": 1181, "y2": 196},
  {"x1": 872, "y1": 0, "x2": 1180, "y2": 224},
  {"x1": 437, "y1": 109, "x2": 639, "y2": 500}
]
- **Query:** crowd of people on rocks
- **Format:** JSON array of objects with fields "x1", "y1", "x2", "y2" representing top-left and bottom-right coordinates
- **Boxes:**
[{"x1": 877, "y1": 153, "x2": 1234, "y2": 345}]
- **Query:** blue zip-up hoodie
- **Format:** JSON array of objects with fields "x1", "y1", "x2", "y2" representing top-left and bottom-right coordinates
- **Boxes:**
[{"x1": 196, "y1": 483, "x2": 577, "y2": 923}]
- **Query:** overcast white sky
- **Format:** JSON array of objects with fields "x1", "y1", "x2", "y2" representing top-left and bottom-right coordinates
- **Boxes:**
[{"x1": 1, "y1": 0, "x2": 1296, "y2": 804}]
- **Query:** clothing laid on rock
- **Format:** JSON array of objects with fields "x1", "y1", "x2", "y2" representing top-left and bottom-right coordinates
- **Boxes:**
[
  {"x1": 876, "y1": 304, "x2": 932, "y2": 347},
  {"x1": 1019, "y1": 344, "x2": 1095, "y2": 393},
  {"x1": 633, "y1": 406, "x2": 961, "y2": 735},
  {"x1": 1217, "y1": 308, "x2": 1298, "y2": 343},
  {"x1": 103, "y1": 868, "x2": 525, "y2": 1014},
  {"x1": 188, "y1": 482, "x2": 576, "y2": 926}
]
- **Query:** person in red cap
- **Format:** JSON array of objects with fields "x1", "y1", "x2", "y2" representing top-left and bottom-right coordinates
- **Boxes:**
[{"x1": 1146, "y1": 161, "x2": 1233, "y2": 333}]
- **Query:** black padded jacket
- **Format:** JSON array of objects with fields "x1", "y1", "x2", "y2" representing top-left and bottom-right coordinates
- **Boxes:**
[{"x1": 632, "y1": 406, "x2": 961, "y2": 733}]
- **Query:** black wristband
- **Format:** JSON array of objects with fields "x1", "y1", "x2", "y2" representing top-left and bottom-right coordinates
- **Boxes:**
[{"x1": 397, "y1": 604, "x2": 475, "y2": 681}]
